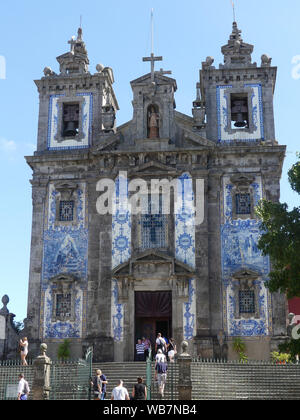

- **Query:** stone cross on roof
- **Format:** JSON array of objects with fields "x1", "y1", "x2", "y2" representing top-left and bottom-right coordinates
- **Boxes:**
[
  {"x1": 142, "y1": 53, "x2": 172, "y2": 83},
  {"x1": 143, "y1": 53, "x2": 162, "y2": 83}
]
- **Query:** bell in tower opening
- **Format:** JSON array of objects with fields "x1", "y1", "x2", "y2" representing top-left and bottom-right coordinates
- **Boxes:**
[
  {"x1": 230, "y1": 94, "x2": 249, "y2": 129},
  {"x1": 63, "y1": 103, "x2": 80, "y2": 137},
  {"x1": 147, "y1": 104, "x2": 160, "y2": 138}
]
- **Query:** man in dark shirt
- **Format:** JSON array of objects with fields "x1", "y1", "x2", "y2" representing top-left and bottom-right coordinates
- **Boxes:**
[
  {"x1": 132, "y1": 377, "x2": 147, "y2": 400},
  {"x1": 100, "y1": 371, "x2": 108, "y2": 400},
  {"x1": 91, "y1": 369, "x2": 102, "y2": 400}
]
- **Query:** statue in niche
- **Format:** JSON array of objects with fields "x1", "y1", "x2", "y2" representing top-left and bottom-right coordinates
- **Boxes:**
[{"x1": 148, "y1": 105, "x2": 160, "y2": 139}]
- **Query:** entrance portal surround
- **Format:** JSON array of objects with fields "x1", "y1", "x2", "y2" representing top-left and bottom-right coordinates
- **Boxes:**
[{"x1": 112, "y1": 250, "x2": 195, "y2": 361}]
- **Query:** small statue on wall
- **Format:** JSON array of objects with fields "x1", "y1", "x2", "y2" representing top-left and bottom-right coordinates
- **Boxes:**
[{"x1": 148, "y1": 105, "x2": 160, "y2": 139}]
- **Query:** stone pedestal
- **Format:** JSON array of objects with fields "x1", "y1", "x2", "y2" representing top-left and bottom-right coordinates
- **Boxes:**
[
  {"x1": 193, "y1": 336, "x2": 214, "y2": 358},
  {"x1": 0, "y1": 295, "x2": 19, "y2": 360},
  {"x1": 32, "y1": 343, "x2": 52, "y2": 400},
  {"x1": 177, "y1": 341, "x2": 192, "y2": 400}
]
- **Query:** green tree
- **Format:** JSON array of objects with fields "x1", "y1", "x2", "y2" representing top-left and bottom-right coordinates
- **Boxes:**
[
  {"x1": 256, "y1": 156, "x2": 300, "y2": 298},
  {"x1": 57, "y1": 339, "x2": 71, "y2": 361}
]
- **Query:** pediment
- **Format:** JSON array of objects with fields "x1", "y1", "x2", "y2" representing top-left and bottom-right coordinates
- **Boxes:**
[
  {"x1": 112, "y1": 250, "x2": 194, "y2": 278},
  {"x1": 129, "y1": 160, "x2": 177, "y2": 176},
  {"x1": 230, "y1": 174, "x2": 255, "y2": 187},
  {"x1": 131, "y1": 72, "x2": 177, "y2": 90},
  {"x1": 232, "y1": 268, "x2": 261, "y2": 280},
  {"x1": 49, "y1": 273, "x2": 79, "y2": 284}
]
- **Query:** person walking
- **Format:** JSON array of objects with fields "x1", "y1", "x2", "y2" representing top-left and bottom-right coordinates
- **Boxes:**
[
  {"x1": 100, "y1": 370, "x2": 108, "y2": 400},
  {"x1": 155, "y1": 360, "x2": 168, "y2": 399},
  {"x1": 132, "y1": 377, "x2": 147, "y2": 400},
  {"x1": 111, "y1": 380, "x2": 130, "y2": 400},
  {"x1": 19, "y1": 337, "x2": 29, "y2": 366},
  {"x1": 154, "y1": 349, "x2": 166, "y2": 381},
  {"x1": 168, "y1": 338, "x2": 177, "y2": 363},
  {"x1": 135, "y1": 339, "x2": 145, "y2": 361},
  {"x1": 91, "y1": 369, "x2": 102, "y2": 400},
  {"x1": 17, "y1": 373, "x2": 30, "y2": 401},
  {"x1": 155, "y1": 333, "x2": 166, "y2": 355},
  {"x1": 142, "y1": 337, "x2": 151, "y2": 360}
]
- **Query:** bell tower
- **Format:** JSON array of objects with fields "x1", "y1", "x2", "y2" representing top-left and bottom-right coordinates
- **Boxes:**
[
  {"x1": 197, "y1": 22, "x2": 277, "y2": 144},
  {"x1": 35, "y1": 28, "x2": 119, "y2": 152}
]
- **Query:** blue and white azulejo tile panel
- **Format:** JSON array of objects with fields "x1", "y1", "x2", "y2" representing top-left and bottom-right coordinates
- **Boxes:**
[
  {"x1": 217, "y1": 84, "x2": 264, "y2": 143},
  {"x1": 111, "y1": 174, "x2": 131, "y2": 342},
  {"x1": 111, "y1": 174, "x2": 131, "y2": 270},
  {"x1": 175, "y1": 173, "x2": 195, "y2": 269},
  {"x1": 43, "y1": 286, "x2": 83, "y2": 339},
  {"x1": 221, "y1": 175, "x2": 272, "y2": 337},
  {"x1": 111, "y1": 279, "x2": 124, "y2": 342},
  {"x1": 183, "y1": 278, "x2": 197, "y2": 340},
  {"x1": 175, "y1": 173, "x2": 197, "y2": 340},
  {"x1": 41, "y1": 182, "x2": 88, "y2": 339},
  {"x1": 47, "y1": 93, "x2": 93, "y2": 150}
]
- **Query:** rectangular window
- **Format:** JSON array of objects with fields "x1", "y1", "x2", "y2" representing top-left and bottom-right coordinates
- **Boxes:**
[
  {"x1": 140, "y1": 194, "x2": 167, "y2": 250},
  {"x1": 230, "y1": 93, "x2": 249, "y2": 129},
  {"x1": 56, "y1": 294, "x2": 72, "y2": 318},
  {"x1": 236, "y1": 193, "x2": 251, "y2": 215},
  {"x1": 62, "y1": 103, "x2": 79, "y2": 137},
  {"x1": 239, "y1": 290, "x2": 255, "y2": 314},
  {"x1": 59, "y1": 201, "x2": 74, "y2": 222}
]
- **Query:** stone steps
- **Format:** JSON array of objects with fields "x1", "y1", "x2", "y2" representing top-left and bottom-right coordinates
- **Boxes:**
[{"x1": 93, "y1": 362, "x2": 179, "y2": 400}]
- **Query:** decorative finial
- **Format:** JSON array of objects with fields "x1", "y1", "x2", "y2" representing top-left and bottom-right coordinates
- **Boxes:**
[
  {"x1": 181, "y1": 340, "x2": 190, "y2": 356},
  {"x1": 0, "y1": 295, "x2": 9, "y2": 315},
  {"x1": 40, "y1": 343, "x2": 48, "y2": 357},
  {"x1": 2, "y1": 295, "x2": 9, "y2": 306},
  {"x1": 96, "y1": 63, "x2": 104, "y2": 73},
  {"x1": 261, "y1": 54, "x2": 272, "y2": 67}
]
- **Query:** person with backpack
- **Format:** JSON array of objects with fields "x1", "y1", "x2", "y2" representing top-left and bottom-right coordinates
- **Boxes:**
[
  {"x1": 91, "y1": 369, "x2": 102, "y2": 400},
  {"x1": 155, "y1": 333, "x2": 166, "y2": 355},
  {"x1": 17, "y1": 373, "x2": 30, "y2": 400}
]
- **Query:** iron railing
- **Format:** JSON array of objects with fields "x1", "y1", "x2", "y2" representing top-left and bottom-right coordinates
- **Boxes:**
[
  {"x1": 0, "y1": 360, "x2": 34, "y2": 400},
  {"x1": 191, "y1": 359, "x2": 300, "y2": 400},
  {"x1": 49, "y1": 347, "x2": 93, "y2": 400}
]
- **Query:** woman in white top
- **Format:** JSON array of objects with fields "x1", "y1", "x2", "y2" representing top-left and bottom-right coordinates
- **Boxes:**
[{"x1": 19, "y1": 337, "x2": 29, "y2": 366}]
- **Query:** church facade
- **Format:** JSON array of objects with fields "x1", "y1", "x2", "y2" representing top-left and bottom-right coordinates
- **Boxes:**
[{"x1": 25, "y1": 23, "x2": 287, "y2": 361}]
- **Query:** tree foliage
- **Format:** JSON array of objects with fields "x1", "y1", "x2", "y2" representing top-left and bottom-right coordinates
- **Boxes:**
[
  {"x1": 256, "y1": 157, "x2": 300, "y2": 298},
  {"x1": 57, "y1": 339, "x2": 71, "y2": 361}
]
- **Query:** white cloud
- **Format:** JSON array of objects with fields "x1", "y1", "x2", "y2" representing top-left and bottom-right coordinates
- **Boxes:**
[{"x1": 0, "y1": 138, "x2": 17, "y2": 153}]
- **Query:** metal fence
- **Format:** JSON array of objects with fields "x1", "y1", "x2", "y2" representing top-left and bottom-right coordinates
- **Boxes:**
[
  {"x1": 0, "y1": 360, "x2": 34, "y2": 400},
  {"x1": 191, "y1": 359, "x2": 300, "y2": 400},
  {"x1": 0, "y1": 348, "x2": 93, "y2": 401},
  {"x1": 146, "y1": 357, "x2": 179, "y2": 400},
  {"x1": 49, "y1": 347, "x2": 93, "y2": 400}
]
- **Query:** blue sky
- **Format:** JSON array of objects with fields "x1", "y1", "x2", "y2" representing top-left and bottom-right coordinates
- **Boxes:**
[{"x1": 0, "y1": 0, "x2": 300, "y2": 322}]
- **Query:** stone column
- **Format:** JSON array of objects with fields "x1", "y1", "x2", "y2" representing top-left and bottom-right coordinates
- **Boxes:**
[
  {"x1": 32, "y1": 343, "x2": 52, "y2": 400},
  {"x1": 177, "y1": 341, "x2": 192, "y2": 400}
]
